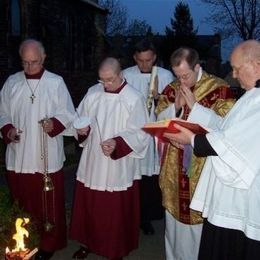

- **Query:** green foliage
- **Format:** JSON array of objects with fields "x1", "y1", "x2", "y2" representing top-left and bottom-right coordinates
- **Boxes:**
[
  {"x1": 0, "y1": 186, "x2": 39, "y2": 258},
  {"x1": 162, "y1": 1, "x2": 198, "y2": 67}
]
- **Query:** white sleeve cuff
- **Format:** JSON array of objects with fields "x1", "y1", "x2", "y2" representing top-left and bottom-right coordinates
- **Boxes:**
[{"x1": 191, "y1": 134, "x2": 195, "y2": 148}]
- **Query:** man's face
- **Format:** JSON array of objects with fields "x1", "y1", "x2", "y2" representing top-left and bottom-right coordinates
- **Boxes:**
[
  {"x1": 98, "y1": 68, "x2": 122, "y2": 91},
  {"x1": 230, "y1": 50, "x2": 256, "y2": 90},
  {"x1": 21, "y1": 44, "x2": 45, "y2": 75},
  {"x1": 172, "y1": 60, "x2": 199, "y2": 88},
  {"x1": 134, "y1": 50, "x2": 156, "y2": 73}
]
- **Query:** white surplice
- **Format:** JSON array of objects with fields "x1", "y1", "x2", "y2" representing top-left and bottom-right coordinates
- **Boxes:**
[
  {"x1": 188, "y1": 87, "x2": 260, "y2": 241},
  {"x1": 0, "y1": 70, "x2": 75, "y2": 173},
  {"x1": 75, "y1": 82, "x2": 150, "y2": 192},
  {"x1": 123, "y1": 65, "x2": 174, "y2": 176}
]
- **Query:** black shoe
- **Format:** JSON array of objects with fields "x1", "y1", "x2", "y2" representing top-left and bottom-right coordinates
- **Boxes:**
[
  {"x1": 34, "y1": 249, "x2": 54, "y2": 260},
  {"x1": 140, "y1": 221, "x2": 155, "y2": 235},
  {"x1": 72, "y1": 246, "x2": 90, "y2": 259}
]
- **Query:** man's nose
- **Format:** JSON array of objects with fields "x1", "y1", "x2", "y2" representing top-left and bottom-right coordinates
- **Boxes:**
[{"x1": 179, "y1": 78, "x2": 187, "y2": 84}]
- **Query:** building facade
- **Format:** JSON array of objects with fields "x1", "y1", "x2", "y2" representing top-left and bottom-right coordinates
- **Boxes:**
[{"x1": 0, "y1": 0, "x2": 108, "y2": 104}]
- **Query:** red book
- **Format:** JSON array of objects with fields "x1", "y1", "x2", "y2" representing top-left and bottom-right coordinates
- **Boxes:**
[{"x1": 142, "y1": 119, "x2": 208, "y2": 142}]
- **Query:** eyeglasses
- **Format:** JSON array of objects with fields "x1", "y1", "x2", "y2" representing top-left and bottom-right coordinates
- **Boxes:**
[
  {"x1": 98, "y1": 77, "x2": 117, "y2": 85},
  {"x1": 21, "y1": 60, "x2": 42, "y2": 67},
  {"x1": 175, "y1": 71, "x2": 194, "y2": 81}
]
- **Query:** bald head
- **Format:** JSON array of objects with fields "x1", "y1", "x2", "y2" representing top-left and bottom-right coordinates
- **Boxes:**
[
  {"x1": 99, "y1": 57, "x2": 121, "y2": 75},
  {"x1": 230, "y1": 40, "x2": 260, "y2": 90},
  {"x1": 19, "y1": 39, "x2": 46, "y2": 75},
  {"x1": 232, "y1": 40, "x2": 260, "y2": 64},
  {"x1": 19, "y1": 39, "x2": 46, "y2": 57},
  {"x1": 98, "y1": 57, "x2": 123, "y2": 91}
]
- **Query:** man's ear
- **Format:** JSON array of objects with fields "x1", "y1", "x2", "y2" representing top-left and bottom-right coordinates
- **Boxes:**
[
  {"x1": 133, "y1": 54, "x2": 137, "y2": 63},
  {"x1": 152, "y1": 54, "x2": 157, "y2": 64},
  {"x1": 42, "y1": 53, "x2": 47, "y2": 64},
  {"x1": 194, "y1": 64, "x2": 200, "y2": 72}
]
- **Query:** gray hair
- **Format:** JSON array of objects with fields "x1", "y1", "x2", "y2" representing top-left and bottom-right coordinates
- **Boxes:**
[
  {"x1": 19, "y1": 39, "x2": 46, "y2": 56},
  {"x1": 233, "y1": 40, "x2": 260, "y2": 64}
]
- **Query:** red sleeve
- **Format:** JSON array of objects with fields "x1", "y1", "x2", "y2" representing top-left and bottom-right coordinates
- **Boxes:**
[
  {"x1": 161, "y1": 84, "x2": 176, "y2": 103},
  {"x1": 110, "y1": 136, "x2": 133, "y2": 160},
  {"x1": 47, "y1": 117, "x2": 66, "y2": 137},
  {"x1": 0, "y1": 124, "x2": 15, "y2": 144}
]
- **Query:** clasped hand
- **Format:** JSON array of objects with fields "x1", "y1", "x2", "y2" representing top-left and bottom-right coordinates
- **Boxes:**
[
  {"x1": 101, "y1": 138, "x2": 116, "y2": 156},
  {"x1": 175, "y1": 85, "x2": 196, "y2": 110},
  {"x1": 42, "y1": 118, "x2": 54, "y2": 133},
  {"x1": 76, "y1": 126, "x2": 90, "y2": 136},
  {"x1": 7, "y1": 128, "x2": 22, "y2": 143}
]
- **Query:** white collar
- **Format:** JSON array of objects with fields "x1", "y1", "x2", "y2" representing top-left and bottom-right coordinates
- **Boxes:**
[{"x1": 196, "y1": 67, "x2": 202, "y2": 82}]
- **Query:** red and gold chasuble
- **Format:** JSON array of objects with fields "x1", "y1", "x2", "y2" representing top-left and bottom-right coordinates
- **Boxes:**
[{"x1": 156, "y1": 71, "x2": 235, "y2": 224}]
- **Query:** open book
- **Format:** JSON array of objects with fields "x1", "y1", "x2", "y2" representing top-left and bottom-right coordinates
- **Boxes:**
[{"x1": 142, "y1": 119, "x2": 208, "y2": 142}]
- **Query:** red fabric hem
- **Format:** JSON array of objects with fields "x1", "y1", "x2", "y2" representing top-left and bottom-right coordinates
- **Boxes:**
[
  {"x1": 25, "y1": 68, "x2": 45, "y2": 79},
  {"x1": 0, "y1": 124, "x2": 15, "y2": 144},
  {"x1": 111, "y1": 136, "x2": 132, "y2": 160},
  {"x1": 48, "y1": 117, "x2": 65, "y2": 137}
]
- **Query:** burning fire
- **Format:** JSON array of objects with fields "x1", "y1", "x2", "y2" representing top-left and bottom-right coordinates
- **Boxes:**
[{"x1": 6, "y1": 218, "x2": 30, "y2": 254}]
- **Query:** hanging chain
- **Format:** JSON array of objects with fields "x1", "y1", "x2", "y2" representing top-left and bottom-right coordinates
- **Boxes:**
[{"x1": 39, "y1": 118, "x2": 55, "y2": 232}]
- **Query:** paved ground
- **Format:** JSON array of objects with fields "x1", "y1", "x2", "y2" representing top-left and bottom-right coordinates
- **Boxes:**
[
  {"x1": 0, "y1": 163, "x2": 165, "y2": 260},
  {"x1": 53, "y1": 164, "x2": 165, "y2": 260}
]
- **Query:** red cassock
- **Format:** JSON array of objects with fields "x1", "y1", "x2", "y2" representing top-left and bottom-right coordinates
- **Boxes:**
[
  {"x1": 2, "y1": 118, "x2": 67, "y2": 252},
  {"x1": 6, "y1": 170, "x2": 67, "y2": 252},
  {"x1": 70, "y1": 180, "x2": 140, "y2": 259},
  {"x1": 70, "y1": 133, "x2": 141, "y2": 259}
]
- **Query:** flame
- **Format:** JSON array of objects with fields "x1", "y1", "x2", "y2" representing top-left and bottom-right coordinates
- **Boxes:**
[{"x1": 6, "y1": 218, "x2": 30, "y2": 253}]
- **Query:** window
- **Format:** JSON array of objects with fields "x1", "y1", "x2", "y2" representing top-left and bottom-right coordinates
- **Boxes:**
[{"x1": 11, "y1": 0, "x2": 21, "y2": 36}]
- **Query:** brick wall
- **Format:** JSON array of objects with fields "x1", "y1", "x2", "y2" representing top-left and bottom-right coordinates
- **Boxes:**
[{"x1": 0, "y1": 0, "x2": 107, "y2": 104}]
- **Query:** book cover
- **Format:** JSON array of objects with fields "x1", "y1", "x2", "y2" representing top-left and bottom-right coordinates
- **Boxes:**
[{"x1": 142, "y1": 119, "x2": 208, "y2": 142}]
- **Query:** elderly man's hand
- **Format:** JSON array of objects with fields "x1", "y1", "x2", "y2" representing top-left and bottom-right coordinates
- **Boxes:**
[
  {"x1": 42, "y1": 119, "x2": 54, "y2": 133},
  {"x1": 101, "y1": 138, "x2": 116, "y2": 156},
  {"x1": 7, "y1": 128, "x2": 22, "y2": 143},
  {"x1": 163, "y1": 124, "x2": 194, "y2": 146}
]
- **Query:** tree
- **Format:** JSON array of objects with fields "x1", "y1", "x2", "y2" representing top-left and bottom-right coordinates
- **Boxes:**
[
  {"x1": 200, "y1": 0, "x2": 260, "y2": 40},
  {"x1": 163, "y1": 1, "x2": 197, "y2": 67},
  {"x1": 99, "y1": 0, "x2": 128, "y2": 36},
  {"x1": 126, "y1": 19, "x2": 153, "y2": 36}
]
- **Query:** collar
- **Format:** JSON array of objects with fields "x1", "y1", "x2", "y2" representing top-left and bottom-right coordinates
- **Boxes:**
[
  {"x1": 196, "y1": 67, "x2": 202, "y2": 82},
  {"x1": 105, "y1": 79, "x2": 127, "y2": 93},
  {"x1": 25, "y1": 68, "x2": 45, "y2": 79}
]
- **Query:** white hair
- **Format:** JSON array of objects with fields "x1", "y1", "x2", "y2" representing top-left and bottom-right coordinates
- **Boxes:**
[{"x1": 19, "y1": 39, "x2": 45, "y2": 56}]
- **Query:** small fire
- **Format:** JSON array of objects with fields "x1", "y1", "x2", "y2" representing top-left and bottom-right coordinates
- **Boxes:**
[{"x1": 6, "y1": 218, "x2": 30, "y2": 253}]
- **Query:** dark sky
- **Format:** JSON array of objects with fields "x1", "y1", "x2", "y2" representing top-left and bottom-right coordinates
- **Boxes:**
[
  {"x1": 119, "y1": 0, "x2": 239, "y2": 61},
  {"x1": 120, "y1": 0, "x2": 214, "y2": 35}
]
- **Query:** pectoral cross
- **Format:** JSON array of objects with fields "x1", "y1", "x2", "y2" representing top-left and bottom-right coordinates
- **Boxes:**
[{"x1": 30, "y1": 94, "x2": 36, "y2": 104}]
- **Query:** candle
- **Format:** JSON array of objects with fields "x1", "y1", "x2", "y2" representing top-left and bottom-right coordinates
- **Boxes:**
[{"x1": 149, "y1": 66, "x2": 157, "y2": 92}]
